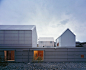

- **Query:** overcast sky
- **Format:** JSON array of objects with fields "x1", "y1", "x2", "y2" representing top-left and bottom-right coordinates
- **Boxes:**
[{"x1": 0, "y1": 0, "x2": 86, "y2": 42}]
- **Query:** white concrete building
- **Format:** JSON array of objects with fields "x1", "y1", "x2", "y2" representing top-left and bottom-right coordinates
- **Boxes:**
[
  {"x1": 0, "y1": 25, "x2": 37, "y2": 48},
  {"x1": 56, "y1": 28, "x2": 76, "y2": 47},
  {"x1": 38, "y1": 37, "x2": 54, "y2": 47}
]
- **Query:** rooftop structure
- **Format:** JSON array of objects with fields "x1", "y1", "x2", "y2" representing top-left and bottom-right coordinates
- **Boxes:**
[
  {"x1": 38, "y1": 37, "x2": 54, "y2": 47},
  {"x1": 56, "y1": 28, "x2": 76, "y2": 47}
]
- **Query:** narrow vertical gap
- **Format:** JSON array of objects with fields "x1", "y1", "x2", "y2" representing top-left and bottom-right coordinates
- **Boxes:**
[
  {"x1": 24, "y1": 31, "x2": 25, "y2": 44},
  {"x1": 18, "y1": 31, "x2": 19, "y2": 45},
  {"x1": 67, "y1": 48, "x2": 68, "y2": 61},
  {"x1": 28, "y1": 49, "x2": 29, "y2": 63},
  {"x1": 3, "y1": 30, "x2": 5, "y2": 44}
]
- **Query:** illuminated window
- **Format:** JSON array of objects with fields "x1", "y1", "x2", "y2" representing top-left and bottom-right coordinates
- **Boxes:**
[
  {"x1": 81, "y1": 55, "x2": 84, "y2": 58},
  {"x1": 34, "y1": 51, "x2": 44, "y2": 61},
  {"x1": 4, "y1": 51, "x2": 15, "y2": 61}
]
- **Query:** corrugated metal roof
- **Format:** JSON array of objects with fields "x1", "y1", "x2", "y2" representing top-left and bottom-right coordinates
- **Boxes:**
[
  {"x1": 0, "y1": 25, "x2": 36, "y2": 30},
  {"x1": 39, "y1": 37, "x2": 54, "y2": 41}
]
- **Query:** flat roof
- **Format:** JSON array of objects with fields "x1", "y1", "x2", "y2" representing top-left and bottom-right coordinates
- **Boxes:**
[
  {"x1": 0, "y1": 25, "x2": 36, "y2": 30},
  {"x1": 39, "y1": 37, "x2": 54, "y2": 41}
]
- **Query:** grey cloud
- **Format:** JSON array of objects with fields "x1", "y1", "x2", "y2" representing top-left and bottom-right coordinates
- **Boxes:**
[{"x1": 60, "y1": 19, "x2": 69, "y2": 25}]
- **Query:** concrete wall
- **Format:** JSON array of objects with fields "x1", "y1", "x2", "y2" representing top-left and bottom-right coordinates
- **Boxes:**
[
  {"x1": 29, "y1": 50, "x2": 33, "y2": 62},
  {"x1": 29, "y1": 48, "x2": 86, "y2": 62},
  {"x1": 83, "y1": 44, "x2": 86, "y2": 47},
  {"x1": 0, "y1": 30, "x2": 32, "y2": 47},
  {"x1": 0, "y1": 48, "x2": 29, "y2": 63},
  {"x1": 44, "y1": 48, "x2": 86, "y2": 62},
  {"x1": 0, "y1": 48, "x2": 86, "y2": 63},
  {"x1": 16, "y1": 49, "x2": 29, "y2": 63},
  {"x1": 0, "y1": 50, "x2": 4, "y2": 59}
]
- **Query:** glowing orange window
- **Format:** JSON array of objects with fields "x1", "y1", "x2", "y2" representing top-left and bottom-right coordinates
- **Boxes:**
[
  {"x1": 81, "y1": 55, "x2": 84, "y2": 58},
  {"x1": 34, "y1": 51, "x2": 44, "y2": 61}
]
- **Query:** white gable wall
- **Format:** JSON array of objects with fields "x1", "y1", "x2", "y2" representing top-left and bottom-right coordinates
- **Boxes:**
[
  {"x1": 56, "y1": 29, "x2": 76, "y2": 47},
  {"x1": 61, "y1": 29, "x2": 75, "y2": 47}
]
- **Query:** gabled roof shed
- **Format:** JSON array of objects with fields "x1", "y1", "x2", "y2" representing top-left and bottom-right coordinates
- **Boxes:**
[{"x1": 56, "y1": 28, "x2": 76, "y2": 47}]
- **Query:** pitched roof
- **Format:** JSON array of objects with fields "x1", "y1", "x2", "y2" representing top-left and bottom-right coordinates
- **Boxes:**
[
  {"x1": 61, "y1": 28, "x2": 75, "y2": 36},
  {"x1": 39, "y1": 37, "x2": 54, "y2": 41},
  {"x1": 57, "y1": 28, "x2": 75, "y2": 39},
  {"x1": 0, "y1": 25, "x2": 36, "y2": 30}
]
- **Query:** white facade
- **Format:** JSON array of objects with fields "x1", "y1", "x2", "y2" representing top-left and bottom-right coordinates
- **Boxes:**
[
  {"x1": 56, "y1": 29, "x2": 75, "y2": 47},
  {"x1": 32, "y1": 26, "x2": 37, "y2": 47},
  {"x1": 38, "y1": 37, "x2": 54, "y2": 47},
  {"x1": 0, "y1": 25, "x2": 37, "y2": 48}
]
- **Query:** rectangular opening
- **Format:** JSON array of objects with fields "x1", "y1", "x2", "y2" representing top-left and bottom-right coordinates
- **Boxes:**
[
  {"x1": 34, "y1": 50, "x2": 44, "y2": 61},
  {"x1": 4, "y1": 50, "x2": 15, "y2": 61},
  {"x1": 57, "y1": 42, "x2": 59, "y2": 46},
  {"x1": 81, "y1": 55, "x2": 84, "y2": 58}
]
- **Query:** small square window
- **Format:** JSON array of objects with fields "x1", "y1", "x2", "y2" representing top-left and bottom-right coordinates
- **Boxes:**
[
  {"x1": 81, "y1": 55, "x2": 84, "y2": 58},
  {"x1": 40, "y1": 41, "x2": 43, "y2": 43},
  {"x1": 34, "y1": 51, "x2": 44, "y2": 61},
  {"x1": 50, "y1": 41, "x2": 52, "y2": 43}
]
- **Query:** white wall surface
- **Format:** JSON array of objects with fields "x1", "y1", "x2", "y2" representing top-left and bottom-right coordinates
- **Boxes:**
[
  {"x1": 56, "y1": 36, "x2": 61, "y2": 47},
  {"x1": 0, "y1": 30, "x2": 32, "y2": 45},
  {"x1": 38, "y1": 37, "x2": 54, "y2": 47},
  {"x1": 61, "y1": 29, "x2": 75, "y2": 47},
  {"x1": 32, "y1": 27, "x2": 37, "y2": 47},
  {"x1": 38, "y1": 41, "x2": 54, "y2": 47},
  {"x1": 56, "y1": 29, "x2": 75, "y2": 47}
]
